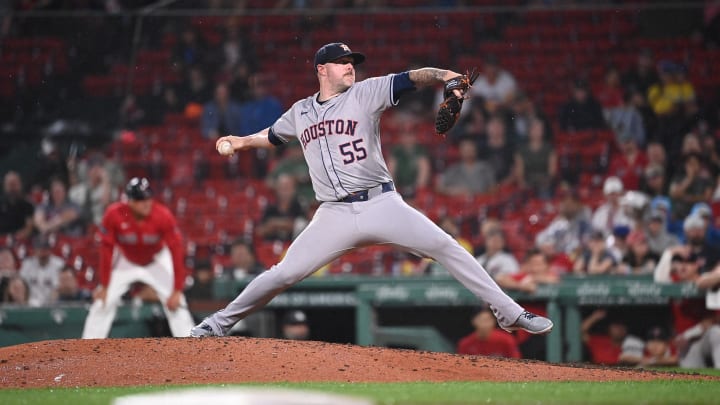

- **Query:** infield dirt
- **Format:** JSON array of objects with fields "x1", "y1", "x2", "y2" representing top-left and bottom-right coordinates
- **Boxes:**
[{"x1": 0, "y1": 338, "x2": 711, "y2": 388}]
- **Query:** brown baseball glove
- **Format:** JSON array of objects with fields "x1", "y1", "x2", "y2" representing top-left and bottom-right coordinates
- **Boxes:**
[{"x1": 435, "y1": 68, "x2": 480, "y2": 135}]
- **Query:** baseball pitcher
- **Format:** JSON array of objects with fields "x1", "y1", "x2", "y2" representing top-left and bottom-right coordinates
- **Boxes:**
[
  {"x1": 191, "y1": 43, "x2": 553, "y2": 337},
  {"x1": 82, "y1": 177, "x2": 195, "y2": 338}
]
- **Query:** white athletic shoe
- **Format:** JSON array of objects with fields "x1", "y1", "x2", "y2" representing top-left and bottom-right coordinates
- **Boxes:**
[
  {"x1": 500, "y1": 311, "x2": 554, "y2": 335},
  {"x1": 190, "y1": 319, "x2": 223, "y2": 337}
]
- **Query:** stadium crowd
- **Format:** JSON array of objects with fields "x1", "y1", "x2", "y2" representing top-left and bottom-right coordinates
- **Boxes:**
[{"x1": 2, "y1": 1, "x2": 720, "y2": 366}]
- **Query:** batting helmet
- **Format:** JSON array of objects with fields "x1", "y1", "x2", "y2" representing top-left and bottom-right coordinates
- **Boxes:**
[{"x1": 125, "y1": 177, "x2": 152, "y2": 200}]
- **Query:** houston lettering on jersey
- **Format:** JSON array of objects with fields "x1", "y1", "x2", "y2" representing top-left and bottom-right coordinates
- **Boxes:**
[{"x1": 300, "y1": 119, "x2": 358, "y2": 149}]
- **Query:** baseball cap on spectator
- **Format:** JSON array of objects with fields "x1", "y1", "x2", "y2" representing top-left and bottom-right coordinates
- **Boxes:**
[
  {"x1": 612, "y1": 225, "x2": 631, "y2": 239},
  {"x1": 603, "y1": 176, "x2": 623, "y2": 195},
  {"x1": 282, "y1": 310, "x2": 308, "y2": 325},
  {"x1": 691, "y1": 202, "x2": 712, "y2": 219},
  {"x1": 683, "y1": 214, "x2": 706, "y2": 232},
  {"x1": 314, "y1": 43, "x2": 365, "y2": 71},
  {"x1": 650, "y1": 196, "x2": 671, "y2": 213},
  {"x1": 645, "y1": 326, "x2": 670, "y2": 341},
  {"x1": 649, "y1": 209, "x2": 665, "y2": 222}
]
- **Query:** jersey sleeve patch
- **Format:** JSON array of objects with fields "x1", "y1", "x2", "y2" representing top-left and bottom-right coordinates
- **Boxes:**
[
  {"x1": 268, "y1": 127, "x2": 288, "y2": 146},
  {"x1": 391, "y1": 71, "x2": 416, "y2": 105}
]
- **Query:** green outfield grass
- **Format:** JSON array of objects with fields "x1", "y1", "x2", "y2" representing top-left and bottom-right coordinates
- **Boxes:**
[{"x1": 1, "y1": 379, "x2": 719, "y2": 405}]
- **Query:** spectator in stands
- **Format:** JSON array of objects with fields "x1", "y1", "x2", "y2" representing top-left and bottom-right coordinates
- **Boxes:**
[
  {"x1": 655, "y1": 214, "x2": 720, "y2": 283},
  {"x1": 559, "y1": 79, "x2": 606, "y2": 131},
  {"x1": 257, "y1": 174, "x2": 306, "y2": 242},
  {"x1": 646, "y1": 141, "x2": 667, "y2": 171},
  {"x1": 0, "y1": 171, "x2": 35, "y2": 241},
  {"x1": 185, "y1": 259, "x2": 214, "y2": 301},
  {"x1": 595, "y1": 66, "x2": 624, "y2": 113},
  {"x1": 573, "y1": 230, "x2": 617, "y2": 275},
  {"x1": 479, "y1": 116, "x2": 518, "y2": 186},
  {"x1": 535, "y1": 186, "x2": 592, "y2": 255},
  {"x1": 457, "y1": 306, "x2": 521, "y2": 358},
  {"x1": 518, "y1": 248, "x2": 561, "y2": 286},
  {"x1": 469, "y1": 54, "x2": 518, "y2": 113},
  {"x1": 69, "y1": 161, "x2": 114, "y2": 226},
  {"x1": 281, "y1": 309, "x2": 310, "y2": 340},
  {"x1": 449, "y1": 101, "x2": 487, "y2": 143},
  {"x1": 607, "y1": 225, "x2": 631, "y2": 264},
  {"x1": 591, "y1": 177, "x2": 633, "y2": 236},
  {"x1": 33, "y1": 177, "x2": 83, "y2": 237},
  {"x1": 582, "y1": 309, "x2": 645, "y2": 366},
  {"x1": 0, "y1": 246, "x2": 18, "y2": 280},
  {"x1": 509, "y1": 92, "x2": 552, "y2": 144},
  {"x1": 629, "y1": 87, "x2": 658, "y2": 143},
  {"x1": 669, "y1": 152, "x2": 713, "y2": 221},
  {"x1": 229, "y1": 61, "x2": 254, "y2": 102},
  {"x1": 223, "y1": 239, "x2": 264, "y2": 280},
  {"x1": 605, "y1": 90, "x2": 646, "y2": 148},
  {"x1": 268, "y1": 142, "x2": 313, "y2": 204},
  {"x1": 177, "y1": 66, "x2": 213, "y2": 108},
  {"x1": 535, "y1": 232, "x2": 574, "y2": 275},
  {"x1": 388, "y1": 125, "x2": 431, "y2": 199},
  {"x1": 0, "y1": 275, "x2": 29, "y2": 305},
  {"x1": 688, "y1": 202, "x2": 720, "y2": 246},
  {"x1": 216, "y1": 21, "x2": 253, "y2": 79},
  {"x1": 648, "y1": 60, "x2": 695, "y2": 117},
  {"x1": 619, "y1": 230, "x2": 660, "y2": 275},
  {"x1": 645, "y1": 209, "x2": 680, "y2": 256},
  {"x1": 172, "y1": 27, "x2": 206, "y2": 71},
  {"x1": 640, "y1": 164, "x2": 668, "y2": 198},
  {"x1": 607, "y1": 134, "x2": 648, "y2": 192},
  {"x1": 437, "y1": 138, "x2": 495, "y2": 196},
  {"x1": 622, "y1": 48, "x2": 659, "y2": 96},
  {"x1": 19, "y1": 236, "x2": 64, "y2": 307},
  {"x1": 201, "y1": 83, "x2": 243, "y2": 139},
  {"x1": 475, "y1": 230, "x2": 529, "y2": 292},
  {"x1": 56, "y1": 266, "x2": 90, "y2": 302},
  {"x1": 515, "y1": 118, "x2": 557, "y2": 198},
  {"x1": 239, "y1": 73, "x2": 284, "y2": 135}
]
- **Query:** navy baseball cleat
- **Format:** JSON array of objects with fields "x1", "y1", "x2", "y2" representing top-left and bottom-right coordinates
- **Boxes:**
[
  {"x1": 190, "y1": 319, "x2": 223, "y2": 337},
  {"x1": 500, "y1": 311, "x2": 554, "y2": 335}
]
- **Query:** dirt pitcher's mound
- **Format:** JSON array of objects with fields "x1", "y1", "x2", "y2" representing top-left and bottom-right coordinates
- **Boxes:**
[{"x1": 0, "y1": 338, "x2": 708, "y2": 388}]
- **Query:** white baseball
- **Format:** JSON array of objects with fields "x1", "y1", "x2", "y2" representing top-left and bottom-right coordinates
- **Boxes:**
[{"x1": 219, "y1": 140, "x2": 233, "y2": 156}]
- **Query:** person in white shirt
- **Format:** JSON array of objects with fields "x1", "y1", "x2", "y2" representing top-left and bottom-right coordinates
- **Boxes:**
[
  {"x1": 470, "y1": 55, "x2": 518, "y2": 108},
  {"x1": 19, "y1": 236, "x2": 65, "y2": 307},
  {"x1": 476, "y1": 230, "x2": 531, "y2": 292},
  {"x1": 591, "y1": 176, "x2": 634, "y2": 236}
]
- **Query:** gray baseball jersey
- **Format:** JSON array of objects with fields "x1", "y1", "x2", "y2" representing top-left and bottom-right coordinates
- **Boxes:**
[
  {"x1": 269, "y1": 74, "x2": 402, "y2": 202},
  {"x1": 199, "y1": 69, "x2": 546, "y2": 338}
]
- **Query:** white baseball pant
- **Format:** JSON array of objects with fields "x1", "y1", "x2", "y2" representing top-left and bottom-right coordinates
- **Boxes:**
[
  {"x1": 82, "y1": 247, "x2": 195, "y2": 338},
  {"x1": 210, "y1": 192, "x2": 524, "y2": 333},
  {"x1": 680, "y1": 325, "x2": 720, "y2": 368}
]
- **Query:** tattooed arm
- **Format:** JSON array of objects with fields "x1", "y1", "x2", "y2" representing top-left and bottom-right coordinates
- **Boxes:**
[{"x1": 408, "y1": 68, "x2": 461, "y2": 86}]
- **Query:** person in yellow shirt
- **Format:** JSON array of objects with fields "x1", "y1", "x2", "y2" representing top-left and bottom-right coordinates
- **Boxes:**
[{"x1": 648, "y1": 60, "x2": 695, "y2": 116}]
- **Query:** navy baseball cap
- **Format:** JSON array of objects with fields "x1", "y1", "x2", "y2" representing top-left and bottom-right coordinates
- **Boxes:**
[
  {"x1": 125, "y1": 177, "x2": 152, "y2": 200},
  {"x1": 314, "y1": 43, "x2": 365, "y2": 71}
]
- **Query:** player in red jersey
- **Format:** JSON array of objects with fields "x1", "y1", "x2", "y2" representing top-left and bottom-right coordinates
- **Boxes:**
[
  {"x1": 81, "y1": 177, "x2": 194, "y2": 338},
  {"x1": 457, "y1": 307, "x2": 521, "y2": 358}
]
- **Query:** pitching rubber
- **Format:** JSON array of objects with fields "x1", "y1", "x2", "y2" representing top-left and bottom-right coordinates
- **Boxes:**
[{"x1": 113, "y1": 387, "x2": 374, "y2": 405}]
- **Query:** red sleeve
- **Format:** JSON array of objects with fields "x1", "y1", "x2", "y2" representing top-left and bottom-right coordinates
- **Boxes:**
[
  {"x1": 97, "y1": 208, "x2": 117, "y2": 287},
  {"x1": 456, "y1": 335, "x2": 473, "y2": 355},
  {"x1": 504, "y1": 334, "x2": 521, "y2": 359},
  {"x1": 160, "y1": 207, "x2": 187, "y2": 291}
]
